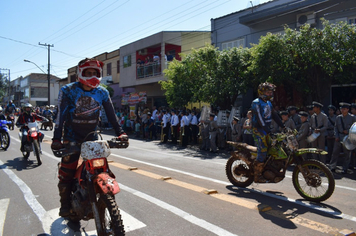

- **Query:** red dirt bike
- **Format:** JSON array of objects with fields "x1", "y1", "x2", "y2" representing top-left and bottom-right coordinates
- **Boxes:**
[
  {"x1": 53, "y1": 133, "x2": 129, "y2": 236},
  {"x1": 18, "y1": 121, "x2": 45, "y2": 166}
]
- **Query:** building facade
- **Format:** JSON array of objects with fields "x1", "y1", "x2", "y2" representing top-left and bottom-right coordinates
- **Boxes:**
[
  {"x1": 10, "y1": 73, "x2": 61, "y2": 106},
  {"x1": 211, "y1": 0, "x2": 356, "y2": 109},
  {"x1": 119, "y1": 31, "x2": 211, "y2": 109}
]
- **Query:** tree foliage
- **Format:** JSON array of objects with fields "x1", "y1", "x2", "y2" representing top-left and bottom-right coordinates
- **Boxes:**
[
  {"x1": 160, "y1": 21, "x2": 356, "y2": 108},
  {"x1": 0, "y1": 73, "x2": 9, "y2": 102},
  {"x1": 160, "y1": 44, "x2": 251, "y2": 109}
]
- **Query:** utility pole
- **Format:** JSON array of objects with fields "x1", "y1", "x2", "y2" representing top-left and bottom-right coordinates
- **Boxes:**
[
  {"x1": 0, "y1": 68, "x2": 10, "y2": 102},
  {"x1": 39, "y1": 42, "x2": 54, "y2": 105}
]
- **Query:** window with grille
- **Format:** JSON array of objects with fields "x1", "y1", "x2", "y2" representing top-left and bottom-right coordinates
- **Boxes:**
[{"x1": 221, "y1": 38, "x2": 245, "y2": 50}]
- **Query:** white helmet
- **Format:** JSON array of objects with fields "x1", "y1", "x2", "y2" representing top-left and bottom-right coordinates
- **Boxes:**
[
  {"x1": 0, "y1": 106, "x2": 2, "y2": 112},
  {"x1": 77, "y1": 58, "x2": 104, "y2": 89}
]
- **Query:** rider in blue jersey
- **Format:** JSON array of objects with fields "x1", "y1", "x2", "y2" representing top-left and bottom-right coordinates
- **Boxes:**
[
  {"x1": 51, "y1": 58, "x2": 126, "y2": 217},
  {"x1": 251, "y1": 82, "x2": 284, "y2": 183}
]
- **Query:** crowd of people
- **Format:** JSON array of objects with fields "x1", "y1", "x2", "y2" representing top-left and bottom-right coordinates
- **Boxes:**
[{"x1": 114, "y1": 98, "x2": 356, "y2": 175}]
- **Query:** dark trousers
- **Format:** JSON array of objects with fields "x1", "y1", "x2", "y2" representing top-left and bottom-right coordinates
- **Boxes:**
[{"x1": 191, "y1": 125, "x2": 198, "y2": 144}]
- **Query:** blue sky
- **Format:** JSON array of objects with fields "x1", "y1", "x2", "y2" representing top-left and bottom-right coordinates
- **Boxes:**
[{"x1": 0, "y1": 0, "x2": 269, "y2": 80}]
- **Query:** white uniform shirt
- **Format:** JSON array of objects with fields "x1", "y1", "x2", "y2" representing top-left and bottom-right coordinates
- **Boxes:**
[{"x1": 171, "y1": 114, "x2": 179, "y2": 126}]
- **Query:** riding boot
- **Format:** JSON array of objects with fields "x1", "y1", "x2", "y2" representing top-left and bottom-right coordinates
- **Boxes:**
[
  {"x1": 58, "y1": 182, "x2": 72, "y2": 217},
  {"x1": 254, "y1": 160, "x2": 267, "y2": 183}
]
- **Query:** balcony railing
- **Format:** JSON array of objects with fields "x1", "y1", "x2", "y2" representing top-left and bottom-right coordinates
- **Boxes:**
[{"x1": 137, "y1": 62, "x2": 162, "y2": 79}]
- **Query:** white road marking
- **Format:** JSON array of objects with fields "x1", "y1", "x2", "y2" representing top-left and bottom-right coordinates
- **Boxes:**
[
  {"x1": 120, "y1": 183, "x2": 238, "y2": 236},
  {"x1": 0, "y1": 198, "x2": 10, "y2": 236},
  {"x1": 0, "y1": 160, "x2": 145, "y2": 235},
  {"x1": 42, "y1": 208, "x2": 146, "y2": 235}
]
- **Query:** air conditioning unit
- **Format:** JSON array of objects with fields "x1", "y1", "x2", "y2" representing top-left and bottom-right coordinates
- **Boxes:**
[
  {"x1": 296, "y1": 12, "x2": 316, "y2": 27},
  {"x1": 138, "y1": 49, "x2": 147, "y2": 55}
]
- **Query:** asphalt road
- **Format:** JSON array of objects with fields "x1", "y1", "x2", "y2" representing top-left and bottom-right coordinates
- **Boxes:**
[{"x1": 0, "y1": 126, "x2": 356, "y2": 236}]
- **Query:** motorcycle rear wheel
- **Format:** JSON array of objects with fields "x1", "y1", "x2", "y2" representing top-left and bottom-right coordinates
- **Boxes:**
[
  {"x1": 97, "y1": 194, "x2": 125, "y2": 236},
  {"x1": 226, "y1": 154, "x2": 254, "y2": 187},
  {"x1": 0, "y1": 131, "x2": 10, "y2": 150},
  {"x1": 22, "y1": 151, "x2": 30, "y2": 159},
  {"x1": 33, "y1": 139, "x2": 42, "y2": 166},
  {"x1": 292, "y1": 160, "x2": 335, "y2": 202}
]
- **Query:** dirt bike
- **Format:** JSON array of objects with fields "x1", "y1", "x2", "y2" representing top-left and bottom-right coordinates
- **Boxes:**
[
  {"x1": 18, "y1": 121, "x2": 44, "y2": 165},
  {"x1": 52, "y1": 133, "x2": 129, "y2": 236},
  {"x1": 226, "y1": 129, "x2": 335, "y2": 202},
  {"x1": 0, "y1": 120, "x2": 11, "y2": 151},
  {"x1": 6, "y1": 114, "x2": 15, "y2": 130}
]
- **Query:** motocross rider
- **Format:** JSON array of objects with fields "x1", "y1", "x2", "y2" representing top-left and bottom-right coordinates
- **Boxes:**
[
  {"x1": 50, "y1": 58, "x2": 126, "y2": 217},
  {"x1": 251, "y1": 82, "x2": 285, "y2": 183},
  {"x1": 42, "y1": 105, "x2": 54, "y2": 118},
  {"x1": 5, "y1": 100, "x2": 16, "y2": 115},
  {"x1": 15, "y1": 103, "x2": 46, "y2": 152}
]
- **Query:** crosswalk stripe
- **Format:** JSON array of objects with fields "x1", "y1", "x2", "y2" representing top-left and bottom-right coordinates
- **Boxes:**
[
  {"x1": 42, "y1": 208, "x2": 146, "y2": 235},
  {"x1": 0, "y1": 198, "x2": 10, "y2": 236}
]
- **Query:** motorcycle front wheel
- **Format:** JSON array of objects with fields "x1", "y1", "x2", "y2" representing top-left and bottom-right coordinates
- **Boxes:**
[
  {"x1": 0, "y1": 130, "x2": 10, "y2": 150},
  {"x1": 292, "y1": 160, "x2": 335, "y2": 202},
  {"x1": 33, "y1": 139, "x2": 42, "y2": 166},
  {"x1": 97, "y1": 194, "x2": 125, "y2": 236},
  {"x1": 225, "y1": 154, "x2": 254, "y2": 187}
]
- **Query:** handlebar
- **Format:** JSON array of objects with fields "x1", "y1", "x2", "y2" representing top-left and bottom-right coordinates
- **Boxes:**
[{"x1": 52, "y1": 137, "x2": 129, "y2": 158}]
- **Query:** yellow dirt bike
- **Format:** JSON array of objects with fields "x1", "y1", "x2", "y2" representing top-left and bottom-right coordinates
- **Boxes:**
[{"x1": 226, "y1": 129, "x2": 335, "y2": 202}]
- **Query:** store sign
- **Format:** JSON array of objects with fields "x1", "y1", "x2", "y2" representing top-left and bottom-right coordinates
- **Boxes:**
[{"x1": 121, "y1": 91, "x2": 147, "y2": 105}]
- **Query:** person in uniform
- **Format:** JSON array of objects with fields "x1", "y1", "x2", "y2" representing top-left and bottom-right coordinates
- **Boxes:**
[
  {"x1": 329, "y1": 103, "x2": 356, "y2": 174},
  {"x1": 296, "y1": 111, "x2": 310, "y2": 159},
  {"x1": 207, "y1": 113, "x2": 218, "y2": 153},
  {"x1": 190, "y1": 111, "x2": 199, "y2": 144},
  {"x1": 161, "y1": 110, "x2": 169, "y2": 143},
  {"x1": 306, "y1": 105, "x2": 314, "y2": 120},
  {"x1": 309, "y1": 101, "x2": 328, "y2": 163},
  {"x1": 180, "y1": 110, "x2": 189, "y2": 147},
  {"x1": 217, "y1": 110, "x2": 227, "y2": 150},
  {"x1": 170, "y1": 109, "x2": 179, "y2": 144},
  {"x1": 326, "y1": 105, "x2": 337, "y2": 163},
  {"x1": 280, "y1": 110, "x2": 296, "y2": 131},
  {"x1": 288, "y1": 106, "x2": 301, "y2": 131},
  {"x1": 199, "y1": 116, "x2": 210, "y2": 151}
]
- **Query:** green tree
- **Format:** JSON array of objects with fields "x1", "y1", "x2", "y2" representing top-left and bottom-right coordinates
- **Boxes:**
[
  {"x1": 248, "y1": 20, "x2": 356, "y2": 105},
  {"x1": 0, "y1": 73, "x2": 9, "y2": 102},
  {"x1": 160, "y1": 44, "x2": 251, "y2": 109}
]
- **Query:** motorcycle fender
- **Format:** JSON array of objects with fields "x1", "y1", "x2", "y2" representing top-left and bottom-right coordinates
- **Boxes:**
[
  {"x1": 30, "y1": 131, "x2": 38, "y2": 138},
  {"x1": 296, "y1": 148, "x2": 328, "y2": 156},
  {"x1": 94, "y1": 172, "x2": 120, "y2": 195}
]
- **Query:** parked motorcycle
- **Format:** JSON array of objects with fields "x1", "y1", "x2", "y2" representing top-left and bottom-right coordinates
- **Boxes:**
[
  {"x1": 226, "y1": 129, "x2": 335, "y2": 202},
  {"x1": 0, "y1": 120, "x2": 11, "y2": 151},
  {"x1": 53, "y1": 133, "x2": 129, "y2": 236},
  {"x1": 6, "y1": 114, "x2": 15, "y2": 130},
  {"x1": 18, "y1": 121, "x2": 44, "y2": 165}
]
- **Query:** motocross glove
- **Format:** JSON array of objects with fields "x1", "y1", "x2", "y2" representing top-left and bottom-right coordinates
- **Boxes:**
[{"x1": 51, "y1": 139, "x2": 63, "y2": 150}]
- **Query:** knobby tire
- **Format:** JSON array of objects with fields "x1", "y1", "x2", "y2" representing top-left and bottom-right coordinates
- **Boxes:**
[{"x1": 292, "y1": 159, "x2": 335, "y2": 202}]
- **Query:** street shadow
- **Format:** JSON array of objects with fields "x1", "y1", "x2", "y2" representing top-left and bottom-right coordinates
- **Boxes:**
[
  {"x1": 38, "y1": 217, "x2": 91, "y2": 236},
  {"x1": 0, "y1": 156, "x2": 39, "y2": 171},
  {"x1": 225, "y1": 185, "x2": 342, "y2": 229}
]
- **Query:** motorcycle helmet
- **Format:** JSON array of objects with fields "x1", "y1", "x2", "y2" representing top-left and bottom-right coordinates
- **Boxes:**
[
  {"x1": 77, "y1": 58, "x2": 104, "y2": 89},
  {"x1": 23, "y1": 103, "x2": 33, "y2": 114},
  {"x1": 258, "y1": 82, "x2": 276, "y2": 101}
]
